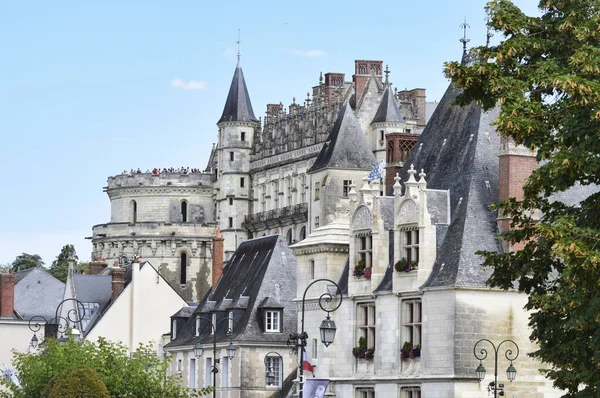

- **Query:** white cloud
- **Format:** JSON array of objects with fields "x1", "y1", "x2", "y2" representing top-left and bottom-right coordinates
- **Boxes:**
[
  {"x1": 170, "y1": 78, "x2": 208, "y2": 90},
  {"x1": 287, "y1": 48, "x2": 327, "y2": 57}
]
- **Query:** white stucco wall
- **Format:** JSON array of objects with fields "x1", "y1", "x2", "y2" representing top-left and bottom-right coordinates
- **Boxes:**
[{"x1": 86, "y1": 262, "x2": 187, "y2": 352}]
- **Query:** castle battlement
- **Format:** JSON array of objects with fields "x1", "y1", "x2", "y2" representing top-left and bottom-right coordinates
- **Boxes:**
[{"x1": 107, "y1": 172, "x2": 214, "y2": 190}]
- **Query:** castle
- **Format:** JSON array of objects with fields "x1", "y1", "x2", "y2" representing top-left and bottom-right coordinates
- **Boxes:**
[{"x1": 91, "y1": 59, "x2": 430, "y2": 302}]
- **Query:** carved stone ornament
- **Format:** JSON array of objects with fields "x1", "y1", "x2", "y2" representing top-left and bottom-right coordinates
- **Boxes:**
[
  {"x1": 352, "y1": 205, "x2": 372, "y2": 231},
  {"x1": 398, "y1": 200, "x2": 418, "y2": 224}
]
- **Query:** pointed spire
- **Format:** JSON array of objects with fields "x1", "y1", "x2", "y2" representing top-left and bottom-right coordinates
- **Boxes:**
[
  {"x1": 308, "y1": 102, "x2": 378, "y2": 173},
  {"x1": 371, "y1": 86, "x2": 404, "y2": 124},
  {"x1": 218, "y1": 63, "x2": 258, "y2": 124}
]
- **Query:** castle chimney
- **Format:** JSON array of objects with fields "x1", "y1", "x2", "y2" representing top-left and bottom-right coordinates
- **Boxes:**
[
  {"x1": 89, "y1": 259, "x2": 108, "y2": 275},
  {"x1": 212, "y1": 229, "x2": 224, "y2": 288},
  {"x1": 498, "y1": 137, "x2": 538, "y2": 251},
  {"x1": 111, "y1": 264, "x2": 125, "y2": 301},
  {"x1": 353, "y1": 60, "x2": 383, "y2": 105},
  {"x1": 0, "y1": 272, "x2": 15, "y2": 318}
]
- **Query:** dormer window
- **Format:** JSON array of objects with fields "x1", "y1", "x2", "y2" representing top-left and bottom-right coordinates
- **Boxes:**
[
  {"x1": 265, "y1": 310, "x2": 281, "y2": 333},
  {"x1": 357, "y1": 233, "x2": 373, "y2": 268},
  {"x1": 195, "y1": 316, "x2": 201, "y2": 337},
  {"x1": 172, "y1": 319, "x2": 177, "y2": 340}
]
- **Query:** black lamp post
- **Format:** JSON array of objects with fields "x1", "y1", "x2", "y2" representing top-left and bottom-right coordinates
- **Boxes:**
[
  {"x1": 264, "y1": 351, "x2": 284, "y2": 398},
  {"x1": 473, "y1": 339, "x2": 520, "y2": 397},
  {"x1": 287, "y1": 278, "x2": 343, "y2": 398},
  {"x1": 28, "y1": 297, "x2": 85, "y2": 348},
  {"x1": 193, "y1": 316, "x2": 239, "y2": 398}
]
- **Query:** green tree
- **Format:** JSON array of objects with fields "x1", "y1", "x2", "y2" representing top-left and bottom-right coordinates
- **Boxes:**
[
  {"x1": 445, "y1": 1, "x2": 600, "y2": 396},
  {"x1": 11, "y1": 253, "x2": 43, "y2": 272},
  {"x1": 0, "y1": 263, "x2": 10, "y2": 273},
  {"x1": 49, "y1": 245, "x2": 77, "y2": 283},
  {"x1": 44, "y1": 367, "x2": 109, "y2": 398},
  {"x1": 1, "y1": 336, "x2": 213, "y2": 397}
]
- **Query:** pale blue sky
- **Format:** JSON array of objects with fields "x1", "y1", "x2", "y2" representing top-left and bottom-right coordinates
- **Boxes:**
[{"x1": 0, "y1": 1, "x2": 539, "y2": 265}]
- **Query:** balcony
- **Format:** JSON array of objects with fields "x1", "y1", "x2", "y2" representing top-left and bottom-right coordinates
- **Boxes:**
[{"x1": 243, "y1": 203, "x2": 308, "y2": 232}]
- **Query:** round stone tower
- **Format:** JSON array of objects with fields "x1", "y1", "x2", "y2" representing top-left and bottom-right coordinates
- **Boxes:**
[{"x1": 91, "y1": 171, "x2": 217, "y2": 302}]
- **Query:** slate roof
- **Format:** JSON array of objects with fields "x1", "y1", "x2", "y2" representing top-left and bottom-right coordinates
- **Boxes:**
[
  {"x1": 218, "y1": 62, "x2": 258, "y2": 124},
  {"x1": 371, "y1": 87, "x2": 404, "y2": 124},
  {"x1": 398, "y1": 82, "x2": 502, "y2": 288},
  {"x1": 73, "y1": 274, "x2": 112, "y2": 308},
  {"x1": 308, "y1": 102, "x2": 378, "y2": 173},
  {"x1": 166, "y1": 235, "x2": 297, "y2": 348},
  {"x1": 14, "y1": 268, "x2": 65, "y2": 320}
]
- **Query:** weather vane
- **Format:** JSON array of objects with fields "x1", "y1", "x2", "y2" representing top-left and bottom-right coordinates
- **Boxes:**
[
  {"x1": 459, "y1": 17, "x2": 471, "y2": 53},
  {"x1": 236, "y1": 29, "x2": 241, "y2": 62}
]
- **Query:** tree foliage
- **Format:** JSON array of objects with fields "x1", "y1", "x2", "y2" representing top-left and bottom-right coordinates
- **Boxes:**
[
  {"x1": 11, "y1": 253, "x2": 43, "y2": 272},
  {"x1": 1, "y1": 336, "x2": 213, "y2": 397},
  {"x1": 43, "y1": 367, "x2": 109, "y2": 398},
  {"x1": 49, "y1": 245, "x2": 77, "y2": 283},
  {"x1": 445, "y1": 1, "x2": 600, "y2": 395}
]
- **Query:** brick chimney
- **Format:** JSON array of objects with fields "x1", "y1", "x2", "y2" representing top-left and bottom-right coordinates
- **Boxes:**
[
  {"x1": 0, "y1": 272, "x2": 15, "y2": 318},
  {"x1": 89, "y1": 259, "x2": 108, "y2": 275},
  {"x1": 353, "y1": 60, "x2": 383, "y2": 105},
  {"x1": 212, "y1": 229, "x2": 224, "y2": 288},
  {"x1": 498, "y1": 136, "x2": 538, "y2": 251},
  {"x1": 111, "y1": 263, "x2": 125, "y2": 301}
]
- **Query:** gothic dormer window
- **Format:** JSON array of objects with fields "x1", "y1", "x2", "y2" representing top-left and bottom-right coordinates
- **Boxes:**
[
  {"x1": 172, "y1": 318, "x2": 177, "y2": 340},
  {"x1": 357, "y1": 232, "x2": 373, "y2": 268}
]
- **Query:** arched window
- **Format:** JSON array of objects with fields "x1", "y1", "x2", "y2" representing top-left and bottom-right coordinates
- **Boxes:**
[
  {"x1": 299, "y1": 226, "x2": 306, "y2": 241},
  {"x1": 286, "y1": 229, "x2": 292, "y2": 244},
  {"x1": 180, "y1": 252, "x2": 187, "y2": 285},
  {"x1": 181, "y1": 201, "x2": 188, "y2": 223},
  {"x1": 130, "y1": 200, "x2": 137, "y2": 224}
]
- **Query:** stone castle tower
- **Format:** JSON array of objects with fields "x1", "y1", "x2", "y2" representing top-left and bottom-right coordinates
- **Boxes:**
[{"x1": 91, "y1": 59, "x2": 429, "y2": 302}]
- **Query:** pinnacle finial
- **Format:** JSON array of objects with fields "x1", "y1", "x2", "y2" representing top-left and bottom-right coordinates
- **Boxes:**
[
  {"x1": 236, "y1": 29, "x2": 241, "y2": 63},
  {"x1": 459, "y1": 17, "x2": 471, "y2": 54},
  {"x1": 384, "y1": 64, "x2": 390, "y2": 85},
  {"x1": 319, "y1": 71, "x2": 323, "y2": 85}
]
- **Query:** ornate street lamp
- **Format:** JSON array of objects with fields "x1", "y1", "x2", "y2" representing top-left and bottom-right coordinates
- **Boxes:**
[
  {"x1": 28, "y1": 298, "x2": 85, "y2": 348},
  {"x1": 473, "y1": 339, "x2": 519, "y2": 398},
  {"x1": 287, "y1": 278, "x2": 343, "y2": 398},
  {"x1": 193, "y1": 316, "x2": 239, "y2": 398}
]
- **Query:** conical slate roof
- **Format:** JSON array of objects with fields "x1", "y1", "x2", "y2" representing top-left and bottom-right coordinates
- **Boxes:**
[
  {"x1": 218, "y1": 63, "x2": 258, "y2": 124},
  {"x1": 399, "y1": 82, "x2": 502, "y2": 288},
  {"x1": 371, "y1": 87, "x2": 404, "y2": 124},
  {"x1": 308, "y1": 102, "x2": 378, "y2": 173}
]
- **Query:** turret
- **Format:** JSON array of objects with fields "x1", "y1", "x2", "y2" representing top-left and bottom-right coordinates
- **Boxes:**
[{"x1": 216, "y1": 62, "x2": 259, "y2": 256}]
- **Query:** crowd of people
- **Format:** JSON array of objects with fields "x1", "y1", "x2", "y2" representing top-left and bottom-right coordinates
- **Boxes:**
[{"x1": 122, "y1": 167, "x2": 204, "y2": 175}]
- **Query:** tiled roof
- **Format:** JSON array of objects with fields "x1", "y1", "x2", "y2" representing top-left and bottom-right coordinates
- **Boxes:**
[
  {"x1": 371, "y1": 87, "x2": 404, "y2": 124},
  {"x1": 399, "y1": 82, "x2": 502, "y2": 288},
  {"x1": 218, "y1": 63, "x2": 258, "y2": 124},
  {"x1": 14, "y1": 268, "x2": 65, "y2": 321},
  {"x1": 308, "y1": 102, "x2": 378, "y2": 173},
  {"x1": 166, "y1": 235, "x2": 297, "y2": 348}
]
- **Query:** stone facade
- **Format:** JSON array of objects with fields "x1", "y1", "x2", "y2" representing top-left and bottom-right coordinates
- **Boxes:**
[{"x1": 91, "y1": 59, "x2": 426, "y2": 302}]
